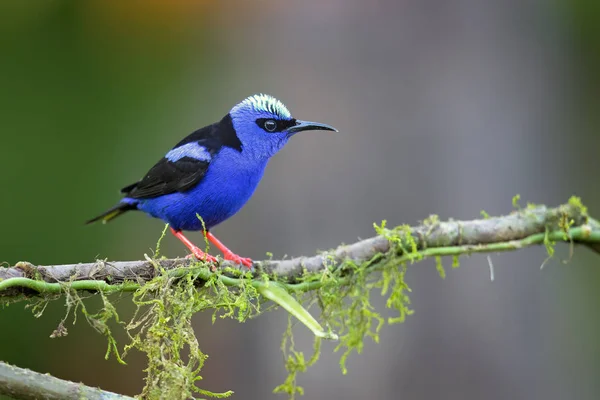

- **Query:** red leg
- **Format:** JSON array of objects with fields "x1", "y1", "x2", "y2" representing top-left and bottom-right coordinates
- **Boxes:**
[
  {"x1": 205, "y1": 231, "x2": 253, "y2": 268},
  {"x1": 170, "y1": 228, "x2": 218, "y2": 265}
]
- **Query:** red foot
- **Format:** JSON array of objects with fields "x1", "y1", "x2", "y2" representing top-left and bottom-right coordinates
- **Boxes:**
[
  {"x1": 185, "y1": 252, "x2": 218, "y2": 271},
  {"x1": 171, "y1": 228, "x2": 218, "y2": 267},
  {"x1": 184, "y1": 247, "x2": 219, "y2": 264},
  {"x1": 222, "y1": 252, "x2": 253, "y2": 268},
  {"x1": 205, "y1": 231, "x2": 253, "y2": 268}
]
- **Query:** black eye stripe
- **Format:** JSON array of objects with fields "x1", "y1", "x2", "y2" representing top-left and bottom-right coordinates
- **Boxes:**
[{"x1": 256, "y1": 118, "x2": 297, "y2": 133}]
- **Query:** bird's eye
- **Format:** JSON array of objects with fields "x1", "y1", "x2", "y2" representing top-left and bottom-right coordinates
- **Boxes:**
[{"x1": 263, "y1": 119, "x2": 277, "y2": 132}]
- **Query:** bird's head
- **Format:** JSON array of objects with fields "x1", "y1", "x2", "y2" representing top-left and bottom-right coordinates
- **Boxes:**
[{"x1": 229, "y1": 94, "x2": 337, "y2": 158}]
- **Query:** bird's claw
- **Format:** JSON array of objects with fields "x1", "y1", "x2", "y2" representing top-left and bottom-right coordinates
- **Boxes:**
[
  {"x1": 184, "y1": 248, "x2": 251, "y2": 270},
  {"x1": 223, "y1": 252, "x2": 253, "y2": 268},
  {"x1": 186, "y1": 248, "x2": 219, "y2": 271}
]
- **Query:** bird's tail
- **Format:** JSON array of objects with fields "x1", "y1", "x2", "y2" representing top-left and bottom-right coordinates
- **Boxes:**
[{"x1": 86, "y1": 202, "x2": 137, "y2": 225}]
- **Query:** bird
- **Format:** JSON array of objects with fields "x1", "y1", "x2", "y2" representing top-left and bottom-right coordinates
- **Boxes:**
[{"x1": 87, "y1": 94, "x2": 337, "y2": 268}]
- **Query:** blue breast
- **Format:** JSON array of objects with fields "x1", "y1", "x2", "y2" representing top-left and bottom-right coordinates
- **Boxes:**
[{"x1": 133, "y1": 147, "x2": 268, "y2": 231}]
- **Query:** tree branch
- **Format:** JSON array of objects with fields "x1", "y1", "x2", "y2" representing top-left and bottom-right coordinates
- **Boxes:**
[
  {"x1": 1, "y1": 200, "x2": 599, "y2": 400},
  {"x1": 1, "y1": 201, "x2": 599, "y2": 299},
  {"x1": 0, "y1": 360, "x2": 134, "y2": 400}
]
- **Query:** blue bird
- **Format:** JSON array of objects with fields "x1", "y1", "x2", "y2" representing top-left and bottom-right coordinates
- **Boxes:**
[{"x1": 87, "y1": 94, "x2": 337, "y2": 267}]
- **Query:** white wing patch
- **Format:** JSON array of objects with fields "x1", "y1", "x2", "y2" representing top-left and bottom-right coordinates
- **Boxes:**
[
  {"x1": 236, "y1": 94, "x2": 292, "y2": 120},
  {"x1": 165, "y1": 142, "x2": 212, "y2": 163}
]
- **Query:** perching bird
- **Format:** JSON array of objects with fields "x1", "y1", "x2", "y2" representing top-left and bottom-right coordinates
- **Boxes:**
[{"x1": 87, "y1": 94, "x2": 337, "y2": 268}]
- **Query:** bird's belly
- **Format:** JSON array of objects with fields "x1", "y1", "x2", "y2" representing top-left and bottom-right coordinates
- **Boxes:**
[{"x1": 137, "y1": 161, "x2": 265, "y2": 231}]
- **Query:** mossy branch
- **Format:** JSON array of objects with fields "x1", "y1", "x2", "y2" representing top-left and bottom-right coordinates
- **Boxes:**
[
  {"x1": 1, "y1": 198, "x2": 599, "y2": 400},
  {"x1": 0, "y1": 360, "x2": 134, "y2": 400},
  {"x1": 1, "y1": 200, "x2": 599, "y2": 297}
]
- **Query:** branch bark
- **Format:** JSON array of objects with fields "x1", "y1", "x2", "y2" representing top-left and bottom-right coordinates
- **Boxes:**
[
  {"x1": 1, "y1": 201, "x2": 599, "y2": 298},
  {"x1": 0, "y1": 360, "x2": 134, "y2": 400}
]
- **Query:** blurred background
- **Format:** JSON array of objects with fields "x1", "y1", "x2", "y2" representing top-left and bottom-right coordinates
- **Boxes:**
[{"x1": 1, "y1": 1, "x2": 599, "y2": 399}]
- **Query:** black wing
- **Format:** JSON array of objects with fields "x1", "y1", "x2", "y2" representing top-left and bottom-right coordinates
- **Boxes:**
[
  {"x1": 122, "y1": 156, "x2": 210, "y2": 199},
  {"x1": 120, "y1": 114, "x2": 241, "y2": 200}
]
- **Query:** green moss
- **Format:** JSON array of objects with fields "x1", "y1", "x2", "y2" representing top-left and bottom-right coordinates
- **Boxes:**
[
  {"x1": 568, "y1": 196, "x2": 588, "y2": 216},
  {"x1": 423, "y1": 214, "x2": 440, "y2": 226},
  {"x1": 558, "y1": 213, "x2": 575, "y2": 241},
  {"x1": 512, "y1": 194, "x2": 521, "y2": 209},
  {"x1": 400, "y1": 225, "x2": 422, "y2": 262},
  {"x1": 382, "y1": 260, "x2": 412, "y2": 325},
  {"x1": 435, "y1": 256, "x2": 446, "y2": 279},
  {"x1": 543, "y1": 227, "x2": 556, "y2": 258},
  {"x1": 123, "y1": 263, "x2": 236, "y2": 399},
  {"x1": 273, "y1": 311, "x2": 322, "y2": 399},
  {"x1": 373, "y1": 220, "x2": 388, "y2": 235},
  {"x1": 374, "y1": 221, "x2": 422, "y2": 262},
  {"x1": 153, "y1": 224, "x2": 170, "y2": 258},
  {"x1": 305, "y1": 222, "x2": 415, "y2": 378},
  {"x1": 82, "y1": 291, "x2": 126, "y2": 363},
  {"x1": 36, "y1": 258, "x2": 263, "y2": 399},
  {"x1": 452, "y1": 255, "x2": 460, "y2": 269},
  {"x1": 480, "y1": 210, "x2": 490, "y2": 219},
  {"x1": 203, "y1": 268, "x2": 261, "y2": 323},
  {"x1": 335, "y1": 261, "x2": 384, "y2": 373}
]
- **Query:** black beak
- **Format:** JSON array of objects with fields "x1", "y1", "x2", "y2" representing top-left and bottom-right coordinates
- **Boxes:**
[{"x1": 286, "y1": 119, "x2": 338, "y2": 135}]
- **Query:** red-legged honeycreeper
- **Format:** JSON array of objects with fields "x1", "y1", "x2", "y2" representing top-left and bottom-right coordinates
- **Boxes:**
[{"x1": 87, "y1": 94, "x2": 337, "y2": 268}]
